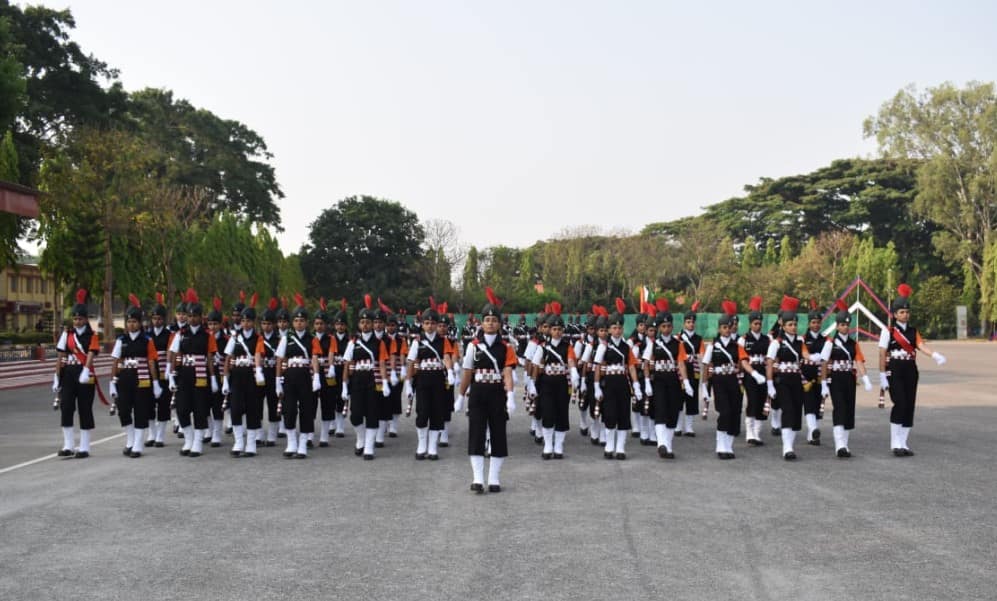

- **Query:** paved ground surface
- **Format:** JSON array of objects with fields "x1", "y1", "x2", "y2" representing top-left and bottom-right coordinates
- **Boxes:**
[{"x1": 1, "y1": 341, "x2": 995, "y2": 601}]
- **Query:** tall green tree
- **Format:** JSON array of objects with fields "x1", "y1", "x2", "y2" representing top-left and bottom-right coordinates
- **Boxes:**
[
  {"x1": 865, "y1": 81, "x2": 997, "y2": 327},
  {"x1": 300, "y1": 195, "x2": 426, "y2": 305},
  {"x1": 0, "y1": 130, "x2": 26, "y2": 268}
]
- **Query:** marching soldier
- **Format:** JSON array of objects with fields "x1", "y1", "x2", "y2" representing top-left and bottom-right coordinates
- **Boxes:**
[
  {"x1": 580, "y1": 307, "x2": 610, "y2": 446},
  {"x1": 455, "y1": 291, "x2": 518, "y2": 493},
  {"x1": 404, "y1": 304, "x2": 456, "y2": 460},
  {"x1": 222, "y1": 294, "x2": 261, "y2": 457},
  {"x1": 641, "y1": 300, "x2": 693, "y2": 459},
  {"x1": 436, "y1": 308, "x2": 458, "y2": 447},
  {"x1": 802, "y1": 301, "x2": 827, "y2": 445},
  {"x1": 629, "y1": 310, "x2": 649, "y2": 441},
  {"x1": 677, "y1": 302, "x2": 704, "y2": 436},
  {"x1": 530, "y1": 305, "x2": 579, "y2": 459},
  {"x1": 168, "y1": 289, "x2": 219, "y2": 457},
  {"x1": 109, "y1": 294, "x2": 162, "y2": 458},
  {"x1": 573, "y1": 314, "x2": 596, "y2": 438},
  {"x1": 206, "y1": 298, "x2": 229, "y2": 447},
  {"x1": 819, "y1": 301, "x2": 872, "y2": 458},
  {"x1": 878, "y1": 284, "x2": 946, "y2": 456},
  {"x1": 274, "y1": 294, "x2": 319, "y2": 458},
  {"x1": 592, "y1": 299, "x2": 641, "y2": 460},
  {"x1": 765, "y1": 296, "x2": 809, "y2": 460},
  {"x1": 53, "y1": 289, "x2": 100, "y2": 458},
  {"x1": 739, "y1": 297, "x2": 770, "y2": 447},
  {"x1": 325, "y1": 303, "x2": 350, "y2": 438},
  {"x1": 341, "y1": 296, "x2": 391, "y2": 459},
  {"x1": 311, "y1": 298, "x2": 338, "y2": 448},
  {"x1": 254, "y1": 299, "x2": 281, "y2": 447},
  {"x1": 146, "y1": 293, "x2": 172, "y2": 447},
  {"x1": 383, "y1": 310, "x2": 407, "y2": 438},
  {"x1": 168, "y1": 295, "x2": 188, "y2": 438},
  {"x1": 275, "y1": 298, "x2": 291, "y2": 440}
]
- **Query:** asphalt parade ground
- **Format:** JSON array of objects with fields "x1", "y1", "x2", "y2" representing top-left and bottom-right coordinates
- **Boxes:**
[{"x1": 1, "y1": 341, "x2": 995, "y2": 601}]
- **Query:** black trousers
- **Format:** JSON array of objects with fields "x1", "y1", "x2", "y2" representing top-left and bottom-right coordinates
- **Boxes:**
[
  {"x1": 774, "y1": 373, "x2": 803, "y2": 431},
  {"x1": 743, "y1": 374, "x2": 768, "y2": 421},
  {"x1": 229, "y1": 367, "x2": 263, "y2": 430},
  {"x1": 175, "y1": 367, "x2": 210, "y2": 429},
  {"x1": 599, "y1": 375, "x2": 631, "y2": 430},
  {"x1": 888, "y1": 361, "x2": 918, "y2": 427},
  {"x1": 533, "y1": 374, "x2": 545, "y2": 421},
  {"x1": 349, "y1": 373, "x2": 380, "y2": 429},
  {"x1": 415, "y1": 372, "x2": 448, "y2": 430},
  {"x1": 116, "y1": 370, "x2": 152, "y2": 429},
  {"x1": 152, "y1": 378, "x2": 170, "y2": 421},
  {"x1": 209, "y1": 376, "x2": 224, "y2": 421},
  {"x1": 318, "y1": 378, "x2": 340, "y2": 422},
  {"x1": 651, "y1": 372, "x2": 682, "y2": 428},
  {"x1": 390, "y1": 376, "x2": 403, "y2": 416},
  {"x1": 712, "y1": 375, "x2": 742, "y2": 436},
  {"x1": 282, "y1": 367, "x2": 316, "y2": 433},
  {"x1": 802, "y1": 367, "x2": 821, "y2": 415},
  {"x1": 581, "y1": 373, "x2": 594, "y2": 414},
  {"x1": 682, "y1": 371, "x2": 700, "y2": 415},
  {"x1": 261, "y1": 367, "x2": 279, "y2": 423},
  {"x1": 539, "y1": 375, "x2": 570, "y2": 431},
  {"x1": 828, "y1": 371, "x2": 856, "y2": 430},
  {"x1": 467, "y1": 383, "x2": 508, "y2": 457},
  {"x1": 59, "y1": 364, "x2": 96, "y2": 429}
]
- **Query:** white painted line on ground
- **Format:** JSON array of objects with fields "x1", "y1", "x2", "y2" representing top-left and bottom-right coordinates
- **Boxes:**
[{"x1": 0, "y1": 432, "x2": 126, "y2": 476}]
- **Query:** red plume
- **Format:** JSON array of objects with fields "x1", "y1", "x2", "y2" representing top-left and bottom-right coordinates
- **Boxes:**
[
  {"x1": 294, "y1": 293, "x2": 305, "y2": 308},
  {"x1": 341, "y1": 298, "x2": 347, "y2": 312},
  {"x1": 615, "y1": 297, "x2": 626, "y2": 315},
  {"x1": 363, "y1": 294, "x2": 372, "y2": 309},
  {"x1": 485, "y1": 286, "x2": 500, "y2": 306},
  {"x1": 779, "y1": 295, "x2": 799, "y2": 312},
  {"x1": 591, "y1": 304, "x2": 599, "y2": 316},
  {"x1": 248, "y1": 292, "x2": 258, "y2": 308},
  {"x1": 267, "y1": 297, "x2": 278, "y2": 311},
  {"x1": 428, "y1": 296, "x2": 436, "y2": 311},
  {"x1": 691, "y1": 300, "x2": 701, "y2": 312},
  {"x1": 655, "y1": 298, "x2": 669, "y2": 312},
  {"x1": 835, "y1": 299, "x2": 848, "y2": 311},
  {"x1": 897, "y1": 284, "x2": 913, "y2": 299},
  {"x1": 239, "y1": 290, "x2": 246, "y2": 303},
  {"x1": 721, "y1": 300, "x2": 737, "y2": 316},
  {"x1": 749, "y1": 296, "x2": 762, "y2": 312},
  {"x1": 810, "y1": 298, "x2": 818, "y2": 310},
  {"x1": 320, "y1": 297, "x2": 328, "y2": 311},
  {"x1": 594, "y1": 305, "x2": 609, "y2": 317},
  {"x1": 378, "y1": 297, "x2": 392, "y2": 315},
  {"x1": 75, "y1": 288, "x2": 87, "y2": 304},
  {"x1": 213, "y1": 296, "x2": 222, "y2": 311},
  {"x1": 438, "y1": 302, "x2": 448, "y2": 315},
  {"x1": 185, "y1": 288, "x2": 198, "y2": 304},
  {"x1": 128, "y1": 293, "x2": 141, "y2": 308},
  {"x1": 155, "y1": 292, "x2": 164, "y2": 305},
  {"x1": 646, "y1": 305, "x2": 657, "y2": 317},
  {"x1": 550, "y1": 301, "x2": 562, "y2": 316}
]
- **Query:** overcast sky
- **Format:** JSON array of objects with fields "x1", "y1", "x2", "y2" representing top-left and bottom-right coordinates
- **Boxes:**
[{"x1": 58, "y1": 0, "x2": 997, "y2": 254}]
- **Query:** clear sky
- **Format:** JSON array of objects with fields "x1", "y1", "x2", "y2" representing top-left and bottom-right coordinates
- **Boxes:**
[{"x1": 58, "y1": 0, "x2": 997, "y2": 254}]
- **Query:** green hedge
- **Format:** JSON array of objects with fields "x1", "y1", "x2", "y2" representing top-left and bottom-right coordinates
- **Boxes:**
[{"x1": 0, "y1": 331, "x2": 57, "y2": 345}]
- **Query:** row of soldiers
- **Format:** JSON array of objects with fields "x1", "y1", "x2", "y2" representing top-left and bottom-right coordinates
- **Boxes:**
[{"x1": 53, "y1": 284, "x2": 944, "y2": 491}]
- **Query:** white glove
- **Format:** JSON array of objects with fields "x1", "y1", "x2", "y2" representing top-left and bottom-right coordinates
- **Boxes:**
[
  {"x1": 402, "y1": 380, "x2": 412, "y2": 400},
  {"x1": 644, "y1": 379, "x2": 653, "y2": 396},
  {"x1": 390, "y1": 370, "x2": 399, "y2": 386},
  {"x1": 398, "y1": 368, "x2": 406, "y2": 382},
  {"x1": 52, "y1": 374, "x2": 60, "y2": 393},
  {"x1": 570, "y1": 367, "x2": 580, "y2": 389},
  {"x1": 527, "y1": 379, "x2": 538, "y2": 399},
  {"x1": 109, "y1": 380, "x2": 118, "y2": 399},
  {"x1": 446, "y1": 370, "x2": 456, "y2": 387},
  {"x1": 312, "y1": 373, "x2": 321, "y2": 392},
  {"x1": 505, "y1": 390, "x2": 516, "y2": 414},
  {"x1": 382, "y1": 381, "x2": 391, "y2": 397},
  {"x1": 580, "y1": 379, "x2": 587, "y2": 395},
  {"x1": 326, "y1": 365, "x2": 335, "y2": 379},
  {"x1": 682, "y1": 379, "x2": 694, "y2": 397},
  {"x1": 700, "y1": 383, "x2": 709, "y2": 401},
  {"x1": 751, "y1": 371, "x2": 766, "y2": 385},
  {"x1": 454, "y1": 394, "x2": 465, "y2": 413},
  {"x1": 766, "y1": 380, "x2": 777, "y2": 398},
  {"x1": 341, "y1": 380, "x2": 349, "y2": 401},
  {"x1": 256, "y1": 367, "x2": 266, "y2": 386},
  {"x1": 210, "y1": 377, "x2": 219, "y2": 394},
  {"x1": 168, "y1": 374, "x2": 177, "y2": 392},
  {"x1": 276, "y1": 377, "x2": 284, "y2": 398},
  {"x1": 78, "y1": 366, "x2": 91, "y2": 384},
  {"x1": 633, "y1": 385, "x2": 643, "y2": 402},
  {"x1": 932, "y1": 352, "x2": 946, "y2": 366},
  {"x1": 594, "y1": 382, "x2": 603, "y2": 401},
  {"x1": 879, "y1": 372, "x2": 889, "y2": 390},
  {"x1": 153, "y1": 380, "x2": 163, "y2": 399},
  {"x1": 820, "y1": 380, "x2": 830, "y2": 398},
  {"x1": 222, "y1": 376, "x2": 231, "y2": 396},
  {"x1": 861, "y1": 374, "x2": 872, "y2": 391}
]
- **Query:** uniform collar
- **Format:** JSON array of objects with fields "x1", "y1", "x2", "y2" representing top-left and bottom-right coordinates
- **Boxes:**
[
  {"x1": 484, "y1": 333, "x2": 497, "y2": 345},
  {"x1": 128, "y1": 330, "x2": 141, "y2": 340}
]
